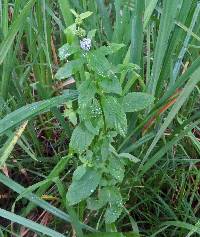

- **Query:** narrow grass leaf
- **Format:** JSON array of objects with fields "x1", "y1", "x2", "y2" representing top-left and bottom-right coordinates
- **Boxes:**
[
  {"x1": 0, "y1": 121, "x2": 28, "y2": 167},
  {"x1": 0, "y1": 172, "x2": 95, "y2": 232},
  {"x1": 0, "y1": 208, "x2": 65, "y2": 237},
  {"x1": 144, "y1": 0, "x2": 159, "y2": 28},
  {"x1": 0, "y1": 0, "x2": 36, "y2": 65},
  {"x1": 147, "y1": 0, "x2": 179, "y2": 95},
  {"x1": 0, "y1": 91, "x2": 78, "y2": 135},
  {"x1": 142, "y1": 64, "x2": 200, "y2": 166}
]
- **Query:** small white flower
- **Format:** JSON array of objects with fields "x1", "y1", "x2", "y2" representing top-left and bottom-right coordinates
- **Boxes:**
[{"x1": 80, "y1": 38, "x2": 92, "y2": 51}]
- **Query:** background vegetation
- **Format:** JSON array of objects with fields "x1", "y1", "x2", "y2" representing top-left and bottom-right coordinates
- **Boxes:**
[{"x1": 0, "y1": 0, "x2": 200, "y2": 236}]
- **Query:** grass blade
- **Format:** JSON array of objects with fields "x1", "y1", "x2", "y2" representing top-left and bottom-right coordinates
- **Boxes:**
[
  {"x1": 0, "y1": 0, "x2": 36, "y2": 65},
  {"x1": 0, "y1": 91, "x2": 78, "y2": 135},
  {"x1": 147, "y1": 0, "x2": 179, "y2": 95},
  {"x1": 142, "y1": 66, "x2": 200, "y2": 165},
  {"x1": 130, "y1": 0, "x2": 144, "y2": 66},
  {"x1": 0, "y1": 172, "x2": 95, "y2": 232},
  {"x1": 0, "y1": 208, "x2": 65, "y2": 237},
  {"x1": 144, "y1": 0, "x2": 159, "y2": 28},
  {"x1": 0, "y1": 121, "x2": 28, "y2": 167}
]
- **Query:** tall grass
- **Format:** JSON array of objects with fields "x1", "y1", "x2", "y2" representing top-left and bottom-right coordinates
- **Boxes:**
[{"x1": 0, "y1": 0, "x2": 200, "y2": 236}]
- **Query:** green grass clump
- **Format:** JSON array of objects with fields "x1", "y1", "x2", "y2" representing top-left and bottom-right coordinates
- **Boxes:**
[{"x1": 0, "y1": 0, "x2": 200, "y2": 236}]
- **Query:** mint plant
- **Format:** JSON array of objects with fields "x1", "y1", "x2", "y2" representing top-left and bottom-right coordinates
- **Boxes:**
[{"x1": 56, "y1": 10, "x2": 154, "y2": 224}]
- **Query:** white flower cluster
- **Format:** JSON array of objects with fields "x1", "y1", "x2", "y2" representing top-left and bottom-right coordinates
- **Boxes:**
[{"x1": 80, "y1": 38, "x2": 92, "y2": 51}]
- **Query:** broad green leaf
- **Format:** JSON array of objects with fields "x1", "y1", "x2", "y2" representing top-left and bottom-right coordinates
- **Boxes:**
[
  {"x1": 0, "y1": 91, "x2": 78, "y2": 136},
  {"x1": 101, "y1": 138, "x2": 110, "y2": 160},
  {"x1": 84, "y1": 121, "x2": 100, "y2": 135},
  {"x1": 79, "y1": 79, "x2": 97, "y2": 108},
  {"x1": 99, "y1": 187, "x2": 123, "y2": 223},
  {"x1": 99, "y1": 43, "x2": 125, "y2": 55},
  {"x1": 58, "y1": 43, "x2": 79, "y2": 60},
  {"x1": 105, "y1": 204, "x2": 123, "y2": 224},
  {"x1": 70, "y1": 9, "x2": 79, "y2": 17},
  {"x1": 69, "y1": 123, "x2": 95, "y2": 153},
  {"x1": 64, "y1": 109, "x2": 77, "y2": 126},
  {"x1": 0, "y1": 208, "x2": 65, "y2": 237},
  {"x1": 79, "y1": 11, "x2": 93, "y2": 19},
  {"x1": 79, "y1": 98, "x2": 102, "y2": 122},
  {"x1": 99, "y1": 187, "x2": 122, "y2": 204},
  {"x1": 87, "y1": 51, "x2": 116, "y2": 79},
  {"x1": 87, "y1": 197, "x2": 105, "y2": 210},
  {"x1": 79, "y1": 150, "x2": 94, "y2": 166},
  {"x1": 102, "y1": 96, "x2": 127, "y2": 136},
  {"x1": 66, "y1": 167, "x2": 101, "y2": 205},
  {"x1": 117, "y1": 63, "x2": 140, "y2": 74},
  {"x1": 88, "y1": 99, "x2": 102, "y2": 119},
  {"x1": 87, "y1": 29, "x2": 97, "y2": 39},
  {"x1": 122, "y1": 92, "x2": 154, "y2": 112},
  {"x1": 55, "y1": 59, "x2": 84, "y2": 80},
  {"x1": 98, "y1": 76, "x2": 122, "y2": 95},
  {"x1": 73, "y1": 165, "x2": 87, "y2": 181},
  {"x1": 108, "y1": 156, "x2": 125, "y2": 182}
]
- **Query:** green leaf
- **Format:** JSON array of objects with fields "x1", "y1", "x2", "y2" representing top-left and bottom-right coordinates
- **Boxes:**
[
  {"x1": 70, "y1": 9, "x2": 79, "y2": 17},
  {"x1": 108, "y1": 156, "x2": 125, "y2": 182},
  {"x1": 117, "y1": 63, "x2": 140, "y2": 74},
  {"x1": 64, "y1": 109, "x2": 77, "y2": 126},
  {"x1": 66, "y1": 167, "x2": 101, "y2": 205},
  {"x1": 0, "y1": 91, "x2": 78, "y2": 136},
  {"x1": 99, "y1": 187, "x2": 123, "y2": 223},
  {"x1": 79, "y1": 11, "x2": 93, "y2": 19},
  {"x1": 69, "y1": 123, "x2": 95, "y2": 153},
  {"x1": 144, "y1": 0, "x2": 159, "y2": 29},
  {"x1": 0, "y1": 172, "x2": 95, "y2": 232},
  {"x1": 73, "y1": 165, "x2": 87, "y2": 181},
  {"x1": 87, "y1": 51, "x2": 116, "y2": 79},
  {"x1": 0, "y1": 122, "x2": 27, "y2": 167},
  {"x1": 99, "y1": 187, "x2": 122, "y2": 204},
  {"x1": 55, "y1": 59, "x2": 84, "y2": 80},
  {"x1": 119, "y1": 153, "x2": 140, "y2": 163},
  {"x1": 102, "y1": 96, "x2": 127, "y2": 136},
  {"x1": 99, "y1": 43, "x2": 125, "y2": 55},
  {"x1": 142, "y1": 62, "x2": 200, "y2": 165},
  {"x1": 122, "y1": 92, "x2": 154, "y2": 112},
  {"x1": 0, "y1": 208, "x2": 65, "y2": 237},
  {"x1": 87, "y1": 186, "x2": 123, "y2": 221},
  {"x1": 85, "y1": 233, "x2": 140, "y2": 237},
  {"x1": 79, "y1": 79, "x2": 97, "y2": 108},
  {"x1": 147, "y1": 0, "x2": 179, "y2": 95},
  {"x1": 105, "y1": 205, "x2": 123, "y2": 224},
  {"x1": 58, "y1": 43, "x2": 79, "y2": 60},
  {"x1": 87, "y1": 29, "x2": 97, "y2": 39},
  {"x1": 84, "y1": 121, "x2": 100, "y2": 136},
  {"x1": 79, "y1": 98, "x2": 102, "y2": 122},
  {"x1": 88, "y1": 98, "x2": 102, "y2": 119},
  {"x1": 0, "y1": 0, "x2": 37, "y2": 65},
  {"x1": 87, "y1": 197, "x2": 105, "y2": 210},
  {"x1": 98, "y1": 76, "x2": 122, "y2": 95}
]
